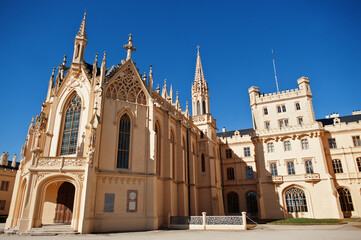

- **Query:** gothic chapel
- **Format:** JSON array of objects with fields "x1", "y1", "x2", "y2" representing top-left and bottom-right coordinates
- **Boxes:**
[
  {"x1": 5, "y1": 14, "x2": 224, "y2": 233},
  {"x1": 6, "y1": 13, "x2": 361, "y2": 234}
]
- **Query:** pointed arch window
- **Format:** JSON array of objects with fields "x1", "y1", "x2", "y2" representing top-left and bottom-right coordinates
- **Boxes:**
[
  {"x1": 201, "y1": 153, "x2": 206, "y2": 172},
  {"x1": 285, "y1": 188, "x2": 308, "y2": 212},
  {"x1": 202, "y1": 101, "x2": 206, "y2": 114},
  {"x1": 117, "y1": 114, "x2": 130, "y2": 168},
  {"x1": 338, "y1": 188, "x2": 354, "y2": 213},
  {"x1": 197, "y1": 101, "x2": 201, "y2": 115},
  {"x1": 61, "y1": 95, "x2": 81, "y2": 155}
]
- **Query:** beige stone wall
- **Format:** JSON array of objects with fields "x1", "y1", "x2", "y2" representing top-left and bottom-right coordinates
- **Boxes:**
[{"x1": 0, "y1": 168, "x2": 17, "y2": 215}]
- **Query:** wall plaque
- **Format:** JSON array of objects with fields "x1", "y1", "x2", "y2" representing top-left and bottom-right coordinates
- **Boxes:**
[
  {"x1": 104, "y1": 193, "x2": 115, "y2": 212},
  {"x1": 127, "y1": 190, "x2": 138, "y2": 212}
]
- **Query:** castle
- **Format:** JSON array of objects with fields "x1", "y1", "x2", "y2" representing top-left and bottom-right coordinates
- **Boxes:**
[{"x1": 5, "y1": 14, "x2": 361, "y2": 234}]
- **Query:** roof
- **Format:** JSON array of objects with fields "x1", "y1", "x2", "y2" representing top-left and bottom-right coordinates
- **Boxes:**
[
  {"x1": 217, "y1": 128, "x2": 254, "y2": 138},
  {"x1": 84, "y1": 62, "x2": 101, "y2": 77},
  {"x1": 317, "y1": 114, "x2": 361, "y2": 126}
]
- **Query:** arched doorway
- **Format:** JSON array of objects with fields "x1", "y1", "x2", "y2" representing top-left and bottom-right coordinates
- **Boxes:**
[
  {"x1": 338, "y1": 188, "x2": 354, "y2": 218},
  {"x1": 54, "y1": 182, "x2": 75, "y2": 224}
]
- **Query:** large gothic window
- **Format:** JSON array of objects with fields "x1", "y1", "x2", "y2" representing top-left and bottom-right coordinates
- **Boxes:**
[
  {"x1": 227, "y1": 192, "x2": 239, "y2": 213},
  {"x1": 61, "y1": 95, "x2": 81, "y2": 155},
  {"x1": 246, "y1": 191, "x2": 258, "y2": 214},
  {"x1": 117, "y1": 114, "x2": 130, "y2": 168},
  {"x1": 285, "y1": 188, "x2": 308, "y2": 212},
  {"x1": 338, "y1": 188, "x2": 354, "y2": 217}
]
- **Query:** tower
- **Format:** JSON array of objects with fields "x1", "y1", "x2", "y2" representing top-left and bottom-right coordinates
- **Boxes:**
[
  {"x1": 191, "y1": 46, "x2": 210, "y2": 116},
  {"x1": 72, "y1": 12, "x2": 87, "y2": 67}
]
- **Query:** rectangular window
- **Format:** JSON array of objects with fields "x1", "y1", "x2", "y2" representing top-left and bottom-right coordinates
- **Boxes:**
[
  {"x1": 279, "y1": 119, "x2": 289, "y2": 129},
  {"x1": 265, "y1": 121, "x2": 270, "y2": 130},
  {"x1": 245, "y1": 166, "x2": 254, "y2": 179},
  {"x1": 357, "y1": 158, "x2": 361, "y2": 172},
  {"x1": 282, "y1": 105, "x2": 286, "y2": 112},
  {"x1": 352, "y1": 136, "x2": 361, "y2": 147},
  {"x1": 264, "y1": 108, "x2": 268, "y2": 115},
  {"x1": 0, "y1": 181, "x2": 9, "y2": 191},
  {"x1": 295, "y1": 102, "x2": 301, "y2": 110},
  {"x1": 104, "y1": 193, "x2": 115, "y2": 212},
  {"x1": 225, "y1": 149, "x2": 232, "y2": 158},
  {"x1": 301, "y1": 139, "x2": 309, "y2": 150},
  {"x1": 0, "y1": 200, "x2": 5, "y2": 210},
  {"x1": 332, "y1": 159, "x2": 343, "y2": 173},
  {"x1": 277, "y1": 106, "x2": 282, "y2": 113},
  {"x1": 298, "y1": 117, "x2": 303, "y2": 127},
  {"x1": 305, "y1": 160, "x2": 314, "y2": 174},
  {"x1": 328, "y1": 138, "x2": 337, "y2": 149},
  {"x1": 284, "y1": 141, "x2": 292, "y2": 151},
  {"x1": 267, "y1": 142, "x2": 274, "y2": 153},
  {"x1": 270, "y1": 163, "x2": 278, "y2": 176},
  {"x1": 244, "y1": 147, "x2": 251, "y2": 157},
  {"x1": 227, "y1": 167, "x2": 235, "y2": 180},
  {"x1": 287, "y1": 161, "x2": 295, "y2": 175}
]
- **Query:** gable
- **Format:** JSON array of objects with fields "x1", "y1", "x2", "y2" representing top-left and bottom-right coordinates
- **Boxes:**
[{"x1": 104, "y1": 60, "x2": 148, "y2": 105}]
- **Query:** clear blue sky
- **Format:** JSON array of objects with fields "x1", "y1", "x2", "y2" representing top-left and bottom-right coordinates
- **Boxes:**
[{"x1": 1, "y1": 0, "x2": 360, "y2": 158}]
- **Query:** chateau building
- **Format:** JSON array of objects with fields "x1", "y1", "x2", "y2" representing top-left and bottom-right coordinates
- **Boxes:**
[
  {"x1": 5, "y1": 14, "x2": 361, "y2": 234},
  {"x1": 0, "y1": 153, "x2": 19, "y2": 216}
]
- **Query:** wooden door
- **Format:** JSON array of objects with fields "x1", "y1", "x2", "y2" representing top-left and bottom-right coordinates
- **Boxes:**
[{"x1": 54, "y1": 182, "x2": 75, "y2": 224}]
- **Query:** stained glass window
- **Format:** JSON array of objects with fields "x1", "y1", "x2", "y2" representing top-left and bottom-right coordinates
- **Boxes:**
[
  {"x1": 117, "y1": 114, "x2": 130, "y2": 168},
  {"x1": 61, "y1": 95, "x2": 81, "y2": 155}
]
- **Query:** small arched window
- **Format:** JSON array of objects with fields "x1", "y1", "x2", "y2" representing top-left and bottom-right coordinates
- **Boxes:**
[
  {"x1": 201, "y1": 153, "x2": 205, "y2": 172},
  {"x1": 61, "y1": 94, "x2": 82, "y2": 155},
  {"x1": 227, "y1": 192, "x2": 239, "y2": 213},
  {"x1": 197, "y1": 101, "x2": 201, "y2": 115},
  {"x1": 263, "y1": 107, "x2": 268, "y2": 115},
  {"x1": 117, "y1": 114, "x2": 130, "y2": 168},
  {"x1": 202, "y1": 101, "x2": 206, "y2": 114},
  {"x1": 295, "y1": 102, "x2": 301, "y2": 110},
  {"x1": 285, "y1": 188, "x2": 308, "y2": 212}
]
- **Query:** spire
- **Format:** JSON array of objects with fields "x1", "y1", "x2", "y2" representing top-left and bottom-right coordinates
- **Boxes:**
[
  {"x1": 175, "y1": 91, "x2": 181, "y2": 110},
  {"x1": 161, "y1": 79, "x2": 168, "y2": 98},
  {"x1": 72, "y1": 12, "x2": 88, "y2": 64},
  {"x1": 194, "y1": 45, "x2": 207, "y2": 89},
  {"x1": 124, "y1": 33, "x2": 136, "y2": 61},
  {"x1": 77, "y1": 11, "x2": 87, "y2": 39},
  {"x1": 46, "y1": 67, "x2": 55, "y2": 102},
  {"x1": 185, "y1": 100, "x2": 189, "y2": 117},
  {"x1": 169, "y1": 84, "x2": 173, "y2": 103},
  {"x1": 100, "y1": 51, "x2": 106, "y2": 88},
  {"x1": 91, "y1": 53, "x2": 98, "y2": 88},
  {"x1": 58, "y1": 55, "x2": 69, "y2": 80}
]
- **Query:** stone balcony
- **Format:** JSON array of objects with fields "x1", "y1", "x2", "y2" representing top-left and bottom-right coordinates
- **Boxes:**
[
  {"x1": 33, "y1": 157, "x2": 87, "y2": 171},
  {"x1": 268, "y1": 173, "x2": 320, "y2": 183}
]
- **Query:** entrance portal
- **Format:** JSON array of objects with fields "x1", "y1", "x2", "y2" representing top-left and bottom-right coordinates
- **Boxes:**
[{"x1": 54, "y1": 182, "x2": 75, "y2": 224}]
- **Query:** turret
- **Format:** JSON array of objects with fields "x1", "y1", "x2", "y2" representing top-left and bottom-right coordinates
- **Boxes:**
[
  {"x1": 72, "y1": 12, "x2": 87, "y2": 66},
  {"x1": 297, "y1": 76, "x2": 312, "y2": 95},
  {"x1": 248, "y1": 86, "x2": 260, "y2": 107},
  {"x1": 191, "y1": 46, "x2": 210, "y2": 116}
]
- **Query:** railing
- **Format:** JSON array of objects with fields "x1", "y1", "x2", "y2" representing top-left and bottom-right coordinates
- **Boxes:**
[
  {"x1": 36, "y1": 157, "x2": 87, "y2": 170},
  {"x1": 268, "y1": 173, "x2": 321, "y2": 183},
  {"x1": 169, "y1": 212, "x2": 246, "y2": 230}
]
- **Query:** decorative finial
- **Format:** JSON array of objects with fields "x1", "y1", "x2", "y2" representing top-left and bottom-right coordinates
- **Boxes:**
[
  {"x1": 156, "y1": 84, "x2": 160, "y2": 93},
  {"x1": 124, "y1": 33, "x2": 136, "y2": 60},
  {"x1": 84, "y1": 9, "x2": 87, "y2": 20},
  {"x1": 143, "y1": 72, "x2": 147, "y2": 82},
  {"x1": 51, "y1": 67, "x2": 55, "y2": 76},
  {"x1": 62, "y1": 55, "x2": 67, "y2": 65},
  {"x1": 103, "y1": 51, "x2": 107, "y2": 60},
  {"x1": 186, "y1": 101, "x2": 189, "y2": 109},
  {"x1": 197, "y1": 45, "x2": 200, "y2": 54},
  {"x1": 95, "y1": 53, "x2": 98, "y2": 62}
]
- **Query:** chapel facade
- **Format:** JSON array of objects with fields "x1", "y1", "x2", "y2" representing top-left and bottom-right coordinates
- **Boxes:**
[{"x1": 5, "y1": 15, "x2": 361, "y2": 234}]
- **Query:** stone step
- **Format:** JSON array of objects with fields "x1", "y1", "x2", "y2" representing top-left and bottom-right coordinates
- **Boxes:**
[{"x1": 24, "y1": 224, "x2": 78, "y2": 236}]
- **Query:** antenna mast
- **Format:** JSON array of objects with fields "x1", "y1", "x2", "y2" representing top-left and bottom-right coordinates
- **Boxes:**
[{"x1": 272, "y1": 49, "x2": 280, "y2": 92}]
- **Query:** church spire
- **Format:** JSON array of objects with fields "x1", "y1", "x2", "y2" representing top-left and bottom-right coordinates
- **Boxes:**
[
  {"x1": 72, "y1": 12, "x2": 88, "y2": 65},
  {"x1": 46, "y1": 67, "x2": 55, "y2": 102},
  {"x1": 191, "y1": 46, "x2": 210, "y2": 116}
]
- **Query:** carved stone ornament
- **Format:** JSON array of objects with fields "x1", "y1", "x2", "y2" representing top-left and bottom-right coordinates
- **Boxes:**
[
  {"x1": 99, "y1": 176, "x2": 145, "y2": 185},
  {"x1": 105, "y1": 67, "x2": 146, "y2": 105}
]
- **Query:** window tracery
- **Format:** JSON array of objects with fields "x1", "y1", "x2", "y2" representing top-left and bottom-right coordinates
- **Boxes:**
[
  {"x1": 285, "y1": 188, "x2": 308, "y2": 212},
  {"x1": 117, "y1": 114, "x2": 130, "y2": 168}
]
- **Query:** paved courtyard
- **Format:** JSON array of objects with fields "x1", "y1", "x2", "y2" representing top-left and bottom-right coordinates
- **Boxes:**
[{"x1": 1, "y1": 223, "x2": 361, "y2": 240}]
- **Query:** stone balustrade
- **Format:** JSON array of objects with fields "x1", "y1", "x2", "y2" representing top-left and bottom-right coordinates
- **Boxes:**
[
  {"x1": 268, "y1": 173, "x2": 320, "y2": 183},
  {"x1": 35, "y1": 157, "x2": 87, "y2": 170}
]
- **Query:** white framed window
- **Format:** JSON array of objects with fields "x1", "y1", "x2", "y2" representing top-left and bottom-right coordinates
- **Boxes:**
[
  {"x1": 305, "y1": 160, "x2": 314, "y2": 174},
  {"x1": 265, "y1": 121, "x2": 270, "y2": 130},
  {"x1": 279, "y1": 119, "x2": 289, "y2": 129},
  {"x1": 328, "y1": 138, "x2": 337, "y2": 149},
  {"x1": 352, "y1": 136, "x2": 361, "y2": 147},
  {"x1": 287, "y1": 161, "x2": 295, "y2": 175},
  {"x1": 267, "y1": 142, "x2": 274, "y2": 153},
  {"x1": 244, "y1": 147, "x2": 251, "y2": 157},
  {"x1": 298, "y1": 117, "x2": 303, "y2": 127},
  {"x1": 301, "y1": 138, "x2": 309, "y2": 150},
  {"x1": 263, "y1": 107, "x2": 268, "y2": 115},
  {"x1": 332, "y1": 159, "x2": 343, "y2": 173},
  {"x1": 295, "y1": 102, "x2": 301, "y2": 110},
  {"x1": 284, "y1": 140, "x2": 291, "y2": 151},
  {"x1": 270, "y1": 162, "x2": 278, "y2": 176}
]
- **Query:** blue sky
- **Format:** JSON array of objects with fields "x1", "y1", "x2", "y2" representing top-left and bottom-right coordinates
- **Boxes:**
[{"x1": 0, "y1": 0, "x2": 360, "y2": 158}]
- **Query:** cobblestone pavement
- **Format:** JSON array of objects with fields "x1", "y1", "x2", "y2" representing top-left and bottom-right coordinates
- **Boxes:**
[{"x1": 1, "y1": 223, "x2": 361, "y2": 240}]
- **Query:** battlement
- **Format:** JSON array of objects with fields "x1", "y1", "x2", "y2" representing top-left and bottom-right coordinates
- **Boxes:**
[{"x1": 249, "y1": 77, "x2": 311, "y2": 105}]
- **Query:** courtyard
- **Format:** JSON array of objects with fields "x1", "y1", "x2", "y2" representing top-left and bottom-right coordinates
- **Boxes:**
[{"x1": 1, "y1": 222, "x2": 361, "y2": 240}]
